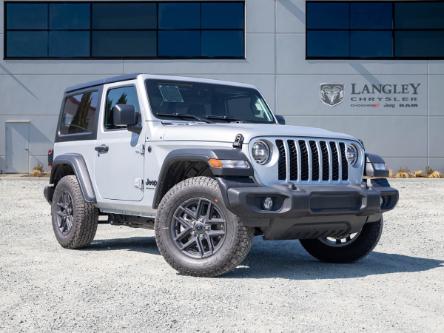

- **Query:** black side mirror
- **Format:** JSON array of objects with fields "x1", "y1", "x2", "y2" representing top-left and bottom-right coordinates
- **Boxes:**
[
  {"x1": 275, "y1": 115, "x2": 286, "y2": 125},
  {"x1": 112, "y1": 104, "x2": 140, "y2": 133}
]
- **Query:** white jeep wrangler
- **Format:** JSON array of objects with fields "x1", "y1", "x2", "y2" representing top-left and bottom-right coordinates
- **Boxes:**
[{"x1": 44, "y1": 74, "x2": 398, "y2": 277}]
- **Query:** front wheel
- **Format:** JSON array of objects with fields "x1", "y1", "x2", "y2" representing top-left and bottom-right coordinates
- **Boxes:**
[
  {"x1": 299, "y1": 219, "x2": 383, "y2": 263},
  {"x1": 155, "y1": 177, "x2": 253, "y2": 277}
]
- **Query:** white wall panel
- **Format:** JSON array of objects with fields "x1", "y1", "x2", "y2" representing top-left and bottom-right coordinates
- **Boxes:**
[
  {"x1": 246, "y1": 0, "x2": 275, "y2": 33},
  {"x1": 276, "y1": 0, "x2": 305, "y2": 33}
]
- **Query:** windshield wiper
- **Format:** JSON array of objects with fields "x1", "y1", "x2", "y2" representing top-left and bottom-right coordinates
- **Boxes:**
[
  {"x1": 205, "y1": 115, "x2": 244, "y2": 123},
  {"x1": 155, "y1": 112, "x2": 212, "y2": 123}
]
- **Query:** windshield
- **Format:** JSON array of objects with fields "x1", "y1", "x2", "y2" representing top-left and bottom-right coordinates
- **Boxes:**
[{"x1": 146, "y1": 79, "x2": 275, "y2": 124}]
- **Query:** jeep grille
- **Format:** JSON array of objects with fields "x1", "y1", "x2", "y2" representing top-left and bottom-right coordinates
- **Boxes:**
[{"x1": 275, "y1": 139, "x2": 349, "y2": 182}]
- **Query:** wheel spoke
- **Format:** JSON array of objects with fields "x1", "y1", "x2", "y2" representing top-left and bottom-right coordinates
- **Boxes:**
[
  {"x1": 181, "y1": 206, "x2": 198, "y2": 220},
  {"x1": 174, "y1": 228, "x2": 192, "y2": 242},
  {"x1": 205, "y1": 234, "x2": 214, "y2": 254},
  {"x1": 196, "y1": 199, "x2": 205, "y2": 218},
  {"x1": 181, "y1": 236, "x2": 197, "y2": 250},
  {"x1": 207, "y1": 218, "x2": 225, "y2": 225},
  {"x1": 174, "y1": 215, "x2": 193, "y2": 229},
  {"x1": 196, "y1": 236, "x2": 205, "y2": 257},
  {"x1": 204, "y1": 202, "x2": 212, "y2": 219},
  {"x1": 56, "y1": 210, "x2": 65, "y2": 217},
  {"x1": 209, "y1": 230, "x2": 225, "y2": 238},
  {"x1": 65, "y1": 216, "x2": 73, "y2": 231}
]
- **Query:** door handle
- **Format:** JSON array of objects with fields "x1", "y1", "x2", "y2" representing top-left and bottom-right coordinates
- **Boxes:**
[{"x1": 95, "y1": 144, "x2": 109, "y2": 154}]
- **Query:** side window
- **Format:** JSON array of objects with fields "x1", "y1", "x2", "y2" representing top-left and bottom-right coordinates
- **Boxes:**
[
  {"x1": 60, "y1": 91, "x2": 98, "y2": 135},
  {"x1": 105, "y1": 85, "x2": 140, "y2": 130}
]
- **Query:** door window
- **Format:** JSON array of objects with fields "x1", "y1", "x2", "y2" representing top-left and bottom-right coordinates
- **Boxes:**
[{"x1": 104, "y1": 85, "x2": 141, "y2": 130}]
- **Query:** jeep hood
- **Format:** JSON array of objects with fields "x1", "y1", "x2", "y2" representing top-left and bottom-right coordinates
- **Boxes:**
[{"x1": 159, "y1": 123, "x2": 357, "y2": 143}]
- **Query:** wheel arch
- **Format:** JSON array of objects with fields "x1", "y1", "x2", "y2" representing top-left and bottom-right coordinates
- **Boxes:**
[
  {"x1": 50, "y1": 153, "x2": 96, "y2": 203},
  {"x1": 152, "y1": 148, "x2": 252, "y2": 209}
]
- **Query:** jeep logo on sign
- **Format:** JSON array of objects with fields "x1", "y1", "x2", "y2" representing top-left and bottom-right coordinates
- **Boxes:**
[{"x1": 320, "y1": 84, "x2": 344, "y2": 107}]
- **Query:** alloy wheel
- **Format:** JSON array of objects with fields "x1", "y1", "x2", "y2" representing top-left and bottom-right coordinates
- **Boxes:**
[
  {"x1": 171, "y1": 198, "x2": 226, "y2": 259},
  {"x1": 55, "y1": 191, "x2": 74, "y2": 235}
]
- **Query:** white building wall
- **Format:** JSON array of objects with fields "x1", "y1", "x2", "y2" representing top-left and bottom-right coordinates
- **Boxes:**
[{"x1": 0, "y1": 0, "x2": 443, "y2": 173}]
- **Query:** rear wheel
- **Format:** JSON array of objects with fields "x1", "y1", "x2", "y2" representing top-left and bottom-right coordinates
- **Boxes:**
[
  {"x1": 51, "y1": 175, "x2": 98, "y2": 249},
  {"x1": 155, "y1": 177, "x2": 253, "y2": 277},
  {"x1": 299, "y1": 219, "x2": 383, "y2": 263}
]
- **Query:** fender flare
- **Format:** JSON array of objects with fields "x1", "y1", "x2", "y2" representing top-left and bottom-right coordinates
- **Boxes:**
[
  {"x1": 50, "y1": 153, "x2": 96, "y2": 203},
  {"x1": 152, "y1": 148, "x2": 252, "y2": 209}
]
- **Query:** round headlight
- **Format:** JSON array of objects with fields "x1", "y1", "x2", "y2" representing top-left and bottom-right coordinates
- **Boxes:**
[
  {"x1": 346, "y1": 144, "x2": 359, "y2": 167},
  {"x1": 252, "y1": 140, "x2": 271, "y2": 165}
]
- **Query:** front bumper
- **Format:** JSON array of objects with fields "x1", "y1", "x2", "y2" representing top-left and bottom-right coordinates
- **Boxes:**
[{"x1": 218, "y1": 178, "x2": 398, "y2": 240}]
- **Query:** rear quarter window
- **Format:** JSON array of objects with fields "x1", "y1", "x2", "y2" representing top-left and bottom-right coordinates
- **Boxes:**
[{"x1": 60, "y1": 91, "x2": 99, "y2": 135}]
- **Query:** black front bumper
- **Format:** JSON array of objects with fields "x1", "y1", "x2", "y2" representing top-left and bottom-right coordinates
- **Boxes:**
[{"x1": 217, "y1": 178, "x2": 398, "y2": 240}]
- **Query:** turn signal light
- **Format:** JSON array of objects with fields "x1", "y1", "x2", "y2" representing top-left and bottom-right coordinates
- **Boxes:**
[
  {"x1": 209, "y1": 159, "x2": 224, "y2": 168},
  {"x1": 208, "y1": 159, "x2": 250, "y2": 169}
]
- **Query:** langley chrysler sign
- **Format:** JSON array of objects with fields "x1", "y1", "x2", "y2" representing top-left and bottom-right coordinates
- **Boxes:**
[{"x1": 320, "y1": 82, "x2": 421, "y2": 109}]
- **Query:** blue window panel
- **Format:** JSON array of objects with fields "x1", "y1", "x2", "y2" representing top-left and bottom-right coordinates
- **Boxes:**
[
  {"x1": 396, "y1": 32, "x2": 444, "y2": 57},
  {"x1": 159, "y1": 3, "x2": 200, "y2": 29},
  {"x1": 49, "y1": 3, "x2": 90, "y2": 30},
  {"x1": 158, "y1": 31, "x2": 201, "y2": 57},
  {"x1": 6, "y1": 3, "x2": 48, "y2": 29},
  {"x1": 201, "y1": 31, "x2": 244, "y2": 58},
  {"x1": 306, "y1": 3, "x2": 349, "y2": 29},
  {"x1": 201, "y1": 2, "x2": 244, "y2": 29},
  {"x1": 49, "y1": 31, "x2": 90, "y2": 57},
  {"x1": 350, "y1": 31, "x2": 392, "y2": 58},
  {"x1": 350, "y1": 3, "x2": 392, "y2": 29},
  {"x1": 92, "y1": 3, "x2": 157, "y2": 29},
  {"x1": 92, "y1": 31, "x2": 157, "y2": 57},
  {"x1": 6, "y1": 31, "x2": 48, "y2": 57},
  {"x1": 306, "y1": 31, "x2": 349, "y2": 58},
  {"x1": 395, "y1": 3, "x2": 444, "y2": 29}
]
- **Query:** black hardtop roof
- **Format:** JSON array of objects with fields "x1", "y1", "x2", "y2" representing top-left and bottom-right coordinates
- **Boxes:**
[{"x1": 65, "y1": 73, "x2": 140, "y2": 93}]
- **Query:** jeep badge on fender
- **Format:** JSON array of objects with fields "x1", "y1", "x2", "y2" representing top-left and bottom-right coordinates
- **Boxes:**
[{"x1": 43, "y1": 74, "x2": 399, "y2": 277}]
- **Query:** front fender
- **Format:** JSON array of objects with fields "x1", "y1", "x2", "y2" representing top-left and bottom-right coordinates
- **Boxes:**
[{"x1": 152, "y1": 148, "x2": 252, "y2": 209}]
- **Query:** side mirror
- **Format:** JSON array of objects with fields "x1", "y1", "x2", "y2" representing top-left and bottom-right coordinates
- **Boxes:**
[
  {"x1": 275, "y1": 115, "x2": 286, "y2": 125},
  {"x1": 112, "y1": 104, "x2": 140, "y2": 133}
]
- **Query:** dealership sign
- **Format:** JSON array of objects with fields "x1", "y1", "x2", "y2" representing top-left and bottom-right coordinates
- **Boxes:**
[{"x1": 320, "y1": 82, "x2": 421, "y2": 109}]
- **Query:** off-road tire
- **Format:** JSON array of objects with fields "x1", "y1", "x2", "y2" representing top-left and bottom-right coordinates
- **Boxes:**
[
  {"x1": 155, "y1": 176, "x2": 253, "y2": 277},
  {"x1": 299, "y1": 219, "x2": 383, "y2": 263},
  {"x1": 51, "y1": 175, "x2": 98, "y2": 249}
]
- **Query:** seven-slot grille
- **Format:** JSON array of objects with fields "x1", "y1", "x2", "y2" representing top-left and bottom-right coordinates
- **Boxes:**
[{"x1": 276, "y1": 139, "x2": 349, "y2": 182}]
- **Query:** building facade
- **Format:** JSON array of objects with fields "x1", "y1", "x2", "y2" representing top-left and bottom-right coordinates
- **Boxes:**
[{"x1": 1, "y1": 0, "x2": 444, "y2": 173}]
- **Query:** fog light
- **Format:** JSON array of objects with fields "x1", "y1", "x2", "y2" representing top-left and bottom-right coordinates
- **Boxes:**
[{"x1": 263, "y1": 197, "x2": 273, "y2": 210}]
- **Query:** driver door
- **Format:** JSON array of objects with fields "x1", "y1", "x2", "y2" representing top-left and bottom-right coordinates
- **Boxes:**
[{"x1": 94, "y1": 83, "x2": 145, "y2": 201}]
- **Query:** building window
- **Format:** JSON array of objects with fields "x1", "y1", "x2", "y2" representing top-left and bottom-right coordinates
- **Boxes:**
[
  {"x1": 306, "y1": 1, "x2": 444, "y2": 59},
  {"x1": 4, "y1": 1, "x2": 245, "y2": 59}
]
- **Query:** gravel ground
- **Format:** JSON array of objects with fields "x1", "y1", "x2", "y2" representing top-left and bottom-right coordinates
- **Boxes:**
[{"x1": 0, "y1": 177, "x2": 443, "y2": 332}]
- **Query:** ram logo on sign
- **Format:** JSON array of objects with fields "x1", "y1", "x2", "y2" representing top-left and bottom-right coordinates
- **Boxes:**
[{"x1": 320, "y1": 83, "x2": 344, "y2": 107}]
